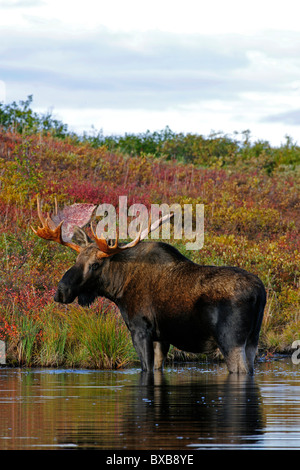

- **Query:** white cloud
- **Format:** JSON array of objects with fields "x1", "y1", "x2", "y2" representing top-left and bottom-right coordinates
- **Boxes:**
[
  {"x1": 9, "y1": 0, "x2": 299, "y2": 35},
  {"x1": 1, "y1": 0, "x2": 300, "y2": 145}
]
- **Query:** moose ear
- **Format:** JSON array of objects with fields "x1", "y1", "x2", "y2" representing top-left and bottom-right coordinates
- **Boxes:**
[{"x1": 72, "y1": 226, "x2": 92, "y2": 247}]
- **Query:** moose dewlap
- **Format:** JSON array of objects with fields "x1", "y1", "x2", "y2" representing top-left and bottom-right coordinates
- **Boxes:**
[{"x1": 32, "y1": 198, "x2": 266, "y2": 374}]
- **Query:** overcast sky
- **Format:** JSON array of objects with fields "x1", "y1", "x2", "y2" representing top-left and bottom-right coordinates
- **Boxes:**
[{"x1": 1, "y1": 0, "x2": 300, "y2": 145}]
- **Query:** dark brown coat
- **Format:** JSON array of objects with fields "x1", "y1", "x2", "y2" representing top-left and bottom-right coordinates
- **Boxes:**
[{"x1": 55, "y1": 239, "x2": 266, "y2": 374}]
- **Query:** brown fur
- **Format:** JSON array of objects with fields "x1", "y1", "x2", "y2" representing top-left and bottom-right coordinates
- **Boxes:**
[{"x1": 54, "y1": 240, "x2": 266, "y2": 374}]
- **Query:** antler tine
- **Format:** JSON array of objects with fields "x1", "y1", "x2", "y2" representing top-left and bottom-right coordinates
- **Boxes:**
[
  {"x1": 148, "y1": 212, "x2": 152, "y2": 233},
  {"x1": 90, "y1": 223, "x2": 112, "y2": 255},
  {"x1": 147, "y1": 212, "x2": 174, "y2": 237},
  {"x1": 139, "y1": 213, "x2": 152, "y2": 241},
  {"x1": 119, "y1": 214, "x2": 150, "y2": 249},
  {"x1": 54, "y1": 197, "x2": 58, "y2": 216},
  {"x1": 36, "y1": 195, "x2": 47, "y2": 227},
  {"x1": 31, "y1": 196, "x2": 81, "y2": 253},
  {"x1": 109, "y1": 227, "x2": 119, "y2": 250}
]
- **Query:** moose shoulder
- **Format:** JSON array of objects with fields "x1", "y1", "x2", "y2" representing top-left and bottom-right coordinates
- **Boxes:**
[{"x1": 32, "y1": 199, "x2": 266, "y2": 375}]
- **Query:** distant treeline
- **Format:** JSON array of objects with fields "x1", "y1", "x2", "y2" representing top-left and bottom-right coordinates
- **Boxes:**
[{"x1": 1, "y1": 95, "x2": 299, "y2": 172}]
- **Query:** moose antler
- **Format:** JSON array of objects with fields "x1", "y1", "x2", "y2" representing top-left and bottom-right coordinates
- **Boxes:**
[
  {"x1": 91, "y1": 213, "x2": 173, "y2": 257},
  {"x1": 32, "y1": 197, "x2": 173, "y2": 258},
  {"x1": 90, "y1": 218, "x2": 149, "y2": 256},
  {"x1": 31, "y1": 197, "x2": 86, "y2": 253}
]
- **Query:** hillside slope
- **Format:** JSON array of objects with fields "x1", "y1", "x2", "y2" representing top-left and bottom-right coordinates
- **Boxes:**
[{"x1": 0, "y1": 127, "x2": 299, "y2": 366}]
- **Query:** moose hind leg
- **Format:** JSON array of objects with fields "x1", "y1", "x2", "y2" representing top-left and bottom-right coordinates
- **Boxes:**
[
  {"x1": 153, "y1": 341, "x2": 170, "y2": 370},
  {"x1": 224, "y1": 346, "x2": 249, "y2": 374}
]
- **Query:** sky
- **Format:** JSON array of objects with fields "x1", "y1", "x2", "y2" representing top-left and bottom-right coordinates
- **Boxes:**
[{"x1": 0, "y1": 0, "x2": 300, "y2": 145}]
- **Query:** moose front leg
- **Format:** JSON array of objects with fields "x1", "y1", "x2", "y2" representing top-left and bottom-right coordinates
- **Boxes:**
[{"x1": 130, "y1": 326, "x2": 154, "y2": 372}]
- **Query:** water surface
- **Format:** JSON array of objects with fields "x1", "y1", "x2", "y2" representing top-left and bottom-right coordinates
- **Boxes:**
[{"x1": 0, "y1": 357, "x2": 299, "y2": 450}]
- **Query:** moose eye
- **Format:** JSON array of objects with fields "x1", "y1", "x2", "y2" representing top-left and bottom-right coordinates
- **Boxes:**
[{"x1": 90, "y1": 262, "x2": 100, "y2": 271}]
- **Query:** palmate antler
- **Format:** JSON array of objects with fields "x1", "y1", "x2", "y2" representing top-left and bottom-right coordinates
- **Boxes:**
[{"x1": 31, "y1": 197, "x2": 83, "y2": 252}]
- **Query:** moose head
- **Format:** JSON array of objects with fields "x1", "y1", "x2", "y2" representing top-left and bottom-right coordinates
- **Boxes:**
[{"x1": 31, "y1": 197, "x2": 171, "y2": 306}]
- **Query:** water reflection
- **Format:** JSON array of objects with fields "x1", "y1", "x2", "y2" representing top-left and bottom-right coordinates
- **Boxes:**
[
  {"x1": 124, "y1": 370, "x2": 264, "y2": 450},
  {"x1": 0, "y1": 359, "x2": 299, "y2": 450}
]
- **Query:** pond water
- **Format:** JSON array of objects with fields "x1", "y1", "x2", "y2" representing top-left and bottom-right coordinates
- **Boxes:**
[{"x1": 0, "y1": 357, "x2": 299, "y2": 450}]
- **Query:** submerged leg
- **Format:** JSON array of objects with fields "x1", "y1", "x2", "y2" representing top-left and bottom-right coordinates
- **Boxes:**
[
  {"x1": 131, "y1": 328, "x2": 154, "y2": 372},
  {"x1": 153, "y1": 341, "x2": 170, "y2": 370},
  {"x1": 223, "y1": 346, "x2": 249, "y2": 374}
]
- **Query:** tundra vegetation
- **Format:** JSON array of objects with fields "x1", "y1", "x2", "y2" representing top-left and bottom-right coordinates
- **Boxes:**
[{"x1": 0, "y1": 96, "x2": 299, "y2": 368}]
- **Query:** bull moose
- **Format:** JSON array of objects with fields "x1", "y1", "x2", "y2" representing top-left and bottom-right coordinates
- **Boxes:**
[{"x1": 32, "y1": 198, "x2": 266, "y2": 374}]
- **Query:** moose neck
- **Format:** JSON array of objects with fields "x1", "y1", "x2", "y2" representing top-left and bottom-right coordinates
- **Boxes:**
[{"x1": 98, "y1": 254, "x2": 132, "y2": 303}]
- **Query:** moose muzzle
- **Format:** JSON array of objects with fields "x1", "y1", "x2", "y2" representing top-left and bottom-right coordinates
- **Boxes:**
[
  {"x1": 54, "y1": 264, "x2": 83, "y2": 304},
  {"x1": 54, "y1": 282, "x2": 77, "y2": 304}
]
